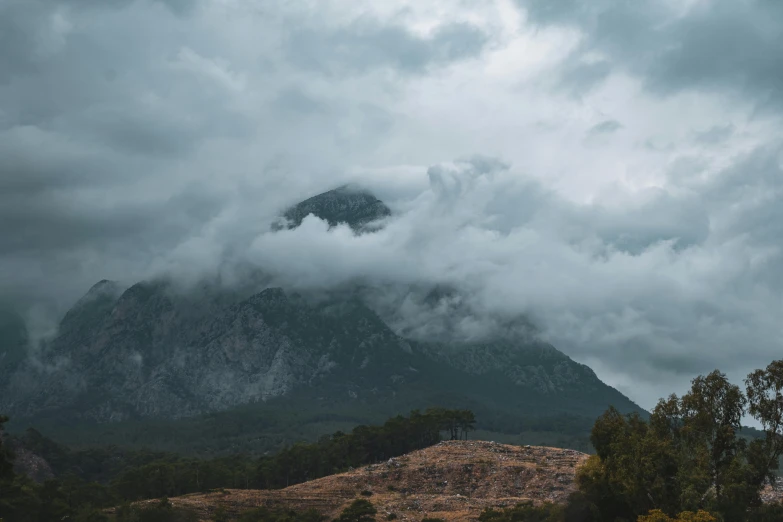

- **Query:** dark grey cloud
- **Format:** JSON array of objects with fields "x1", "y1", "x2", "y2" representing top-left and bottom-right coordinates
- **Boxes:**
[
  {"x1": 520, "y1": 0, "x2": 783, "y2": 106},
  {"x1": 1, "y1": 0, "x2": 782, "y2": 411},
  {"x1": 587, "y1": 119, "x2": 622, "y2": 136},
  {"x1": 54, "y1": 0, "x2": 199, "y2": 15},
  {"x1": 285, "y1": 21, "x2": 488, "y2": 75},
  {"x1": 274, "y1": 87, "x2": 329, "y2": 115},
  {"x1": 694, "y1": 124, "x2": 735, "y2": 145},
  {"x1": 556, "y1": 58, "x2": 613, "y2": 97}
]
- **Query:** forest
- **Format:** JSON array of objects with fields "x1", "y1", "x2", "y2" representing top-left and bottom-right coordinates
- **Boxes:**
[
  {"x1": 0, "y1": 408, "x2": 475, "y2": 521},
  {"x1": 4, "y1": 361, "x2": 783, "y2": 521}
]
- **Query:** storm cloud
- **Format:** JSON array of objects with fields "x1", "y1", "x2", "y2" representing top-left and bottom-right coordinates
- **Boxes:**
[{"x1": 1, "y1": 0, "x2": 782, "y2": 410}]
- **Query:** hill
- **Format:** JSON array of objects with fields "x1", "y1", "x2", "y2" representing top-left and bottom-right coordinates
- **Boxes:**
[{"x1": 129, "y1": 440, "x2": 588, "y2": 521}]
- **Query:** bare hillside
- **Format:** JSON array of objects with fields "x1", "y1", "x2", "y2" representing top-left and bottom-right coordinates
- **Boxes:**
[{"x1": 140, "y1": 440, "x2": 589, "y2": 521}]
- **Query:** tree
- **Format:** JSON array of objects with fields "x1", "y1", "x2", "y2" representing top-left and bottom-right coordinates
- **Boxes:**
[
  {"x1": 578, "y1": 406, "x2": 681, "y2": 519},
  {"x1": 0, "y1": 415, "x2": 13, "y2": 483},
  {"x1": 745, "y1": 360, "x2": 783, "y2": 485},
  {"x1": 578, "y1": 361, "x2": 783, "y2": 522},
  {"x1": 678, "y1": 371, "x2": 747, "y2": 507},
  {"x1": 0, "y1": 415, "x2": 36, "y2": 521},
  {"x1": 457, "y1": 410, "x2": 476, "y2": 440},
  {"x1": 478, "y1": 501, "x2": 563, "y2": 522},
  {"x1": 638, "y1": 509, "x2": 717, "y2": 522},
  {"x1": 335, "y1": 499, "x2": 376, "y2": 522}
]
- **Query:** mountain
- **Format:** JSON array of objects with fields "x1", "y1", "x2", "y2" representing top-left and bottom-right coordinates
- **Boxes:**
[
  {"x1": 275, "y1": 185, "x2": 392, "y2": 231},
  {"x1": 0, "y1": 282, "x2": 638, "y2": 423},
  {"x1": 0, "y1": 186, "x2": 643, "y2": 452},
  {"x1": 0, "y1": 308, "x2": 28, "y2": 376}
]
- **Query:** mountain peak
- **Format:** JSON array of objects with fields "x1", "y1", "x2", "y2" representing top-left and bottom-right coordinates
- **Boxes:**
[
  {"x1": 83, "y1": 280, "x2": 122, "y2": 300},
  {"x1": 277, "y1": 185, "x2": 391, "y2": 231},
  {"x1": 59, "y1": 280, "x2": 123, "y2": 332}
]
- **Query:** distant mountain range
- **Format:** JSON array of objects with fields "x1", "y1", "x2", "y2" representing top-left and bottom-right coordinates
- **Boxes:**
[{"x1": 0, "y1": 186, "x2": 643, "y2": 451}]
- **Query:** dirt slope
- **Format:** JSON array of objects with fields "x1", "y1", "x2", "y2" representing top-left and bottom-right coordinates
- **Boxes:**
[{"x1": 147, "y1": 440, "x2": 589, "y2": 521}]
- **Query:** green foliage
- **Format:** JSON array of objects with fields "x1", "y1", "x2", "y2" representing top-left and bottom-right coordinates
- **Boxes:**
[
  {"x1": 0, "y1": 408, "x2": 467, "y2": 519},
  {"x1": 0, "y1": 414, "x2": 40, "y2": 521},
  {"x1": 110, "y1": 454, "x2": 254, "y2": 501},
  {"x1": 0, "y1": 437, "x2": 113, "y2": 522},
  {"x1": 746, "y1": 502, "x2": 783, "y2": 522},
  {"x1": 0, "y1": 415, "x2": 13, "y2": 482},
  {"x1": 255, "y1": 408, "x2": 460, "y2": 489},
  {"x1": 637, "y1": 509, "x2": 717, "y2": 522},
  {"x1": 478, "y1": 501, "x2": 564, "y2": 522},
  {"x1": 73, "y1": 505, "x2": 110, "y2": 522},
  {"x1": 335, "y1": 499, "x2": 376, "y2": 522},
  {"x1": 213, "y1": 505, "x2": 230, "y2": 522},
  {"x1": 115, "y1": 498, "x2": 199, "y2": 522},
  {"x1": 578, "y1": 361, "x2": 783, "y2": 522},
  {"x1": 745, "y1": 360, "x2": 783, "y2": 484}
]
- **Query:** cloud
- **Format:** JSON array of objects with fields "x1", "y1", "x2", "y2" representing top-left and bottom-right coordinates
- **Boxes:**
[
  {"x1": 245, "y1": 151, "x2": 783, "y2": 407},
  {"x1": 1, "y1": 0, "x2": 783, "y2": 411},
  {"x1": 517, "y1": 0, "x2": 783, "y2": 107},
  {"x1": 587, "y1": 119, "x2": 622, "y2": 136},
  {"x1": 285, "y1": 21, "x2": 489, "y2": 75},
  {"x1": 693, "y1": 123, "x2": 735, "y2": 145}
]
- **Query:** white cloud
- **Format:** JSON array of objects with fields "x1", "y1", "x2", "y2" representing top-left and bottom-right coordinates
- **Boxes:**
[{"x1": 1, "y1": 0, "x2": 783, "y2": 409}]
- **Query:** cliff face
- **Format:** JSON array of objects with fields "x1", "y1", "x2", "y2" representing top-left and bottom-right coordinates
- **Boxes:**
[
  {"x1": 0, "y1": 187, "x2": 642, "y2": 425},
  {"x1": 2, "y1": 284, "x2": 415, "y2": 420},
  {"x1": 0, "y1": 309, "x2": 28, "y2": 376},
  {"x1": 0, "y1": 280, "x2": 637, "y2": 423}
]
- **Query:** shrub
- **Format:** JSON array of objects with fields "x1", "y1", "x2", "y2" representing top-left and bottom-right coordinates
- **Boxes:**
[{"x1": 336, "y1": 499, "x2": 376, "y2": 522}]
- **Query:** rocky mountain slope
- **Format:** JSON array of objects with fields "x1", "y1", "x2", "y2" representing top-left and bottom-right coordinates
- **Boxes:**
[
  {"x1": 129, "y1": 440, "x2": 589, "y2": 521},
  {"x1": 0, "y1": 308, "x2": 29, "y2": 376},
  {"x1": 275, "y1": 184, "x2": 391, "y2": 231},
  {"x1": 0, "y1": 187, "x2": 642, "y2": 447},
  {"x1": 0, "y1": 278, "x2": 637, "y2": 425}
]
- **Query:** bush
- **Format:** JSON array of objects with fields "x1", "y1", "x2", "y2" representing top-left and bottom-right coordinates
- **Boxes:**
[
  {"x1": 336, "y1": 499, "x2": 377, "y2": 522},
  {"x1": 479, "y1": 501, "x2": 563, "y2": 522},
  {"x1": 637, "y1": 510, "x2": 717, "y2": 522},
  {"x1": 213, "y1": 505, "x2": 230, "y2": 522},
  {"x1": 115, "y1": 498, "x2": 199, "y2": 522}
]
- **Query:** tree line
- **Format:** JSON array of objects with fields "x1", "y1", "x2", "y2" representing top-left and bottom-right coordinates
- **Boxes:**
[{"x1": 0, "y1": 408, "x2": 474, "y2": 521}]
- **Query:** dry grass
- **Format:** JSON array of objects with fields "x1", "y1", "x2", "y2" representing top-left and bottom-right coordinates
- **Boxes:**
[{"x1": 135, "y1": 440, "x2": 589, "y2": 521}]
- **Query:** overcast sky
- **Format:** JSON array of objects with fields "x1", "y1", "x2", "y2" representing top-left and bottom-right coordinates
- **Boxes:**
[{"x1": 2, "y1": 0, "x2": 783, "y2": 410}]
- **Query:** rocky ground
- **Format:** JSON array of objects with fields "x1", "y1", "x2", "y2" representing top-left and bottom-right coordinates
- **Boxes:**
[
  {"x1": 134, "y1": 440, "x2": 589, "y2": 521},
  {"x1": 761, "y1": 478, "x2": 783, "y2": 504}
]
